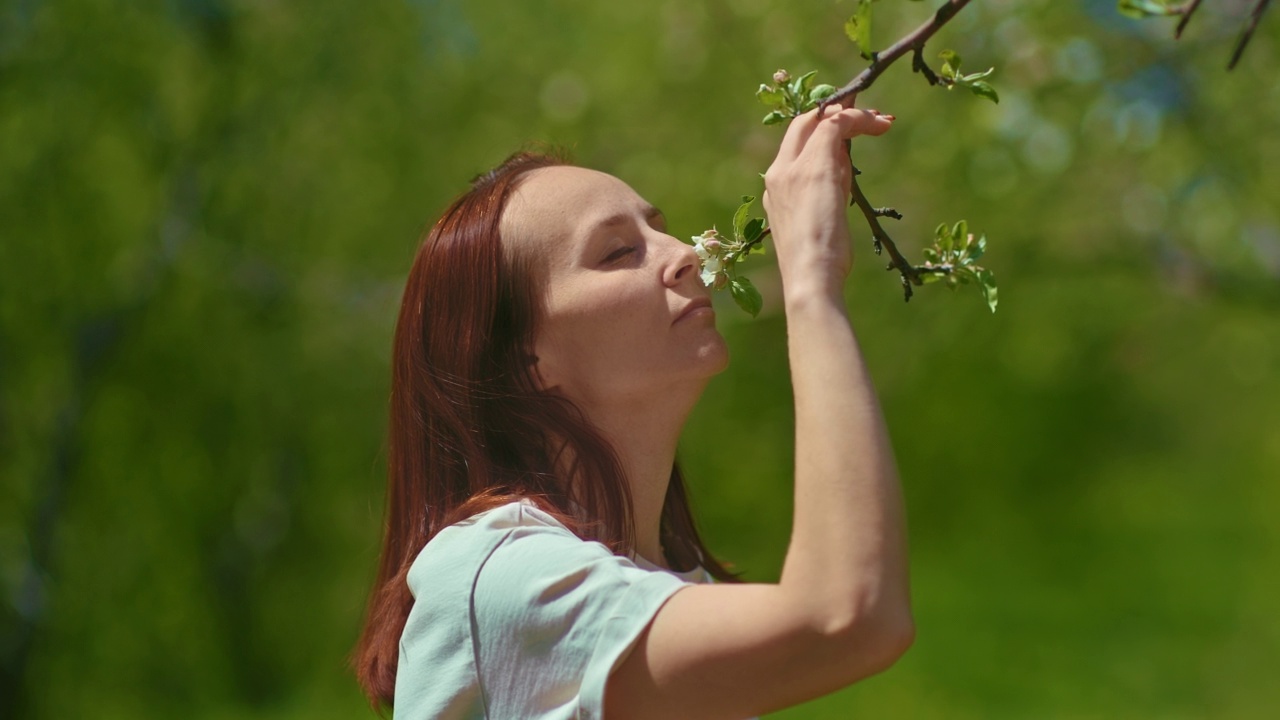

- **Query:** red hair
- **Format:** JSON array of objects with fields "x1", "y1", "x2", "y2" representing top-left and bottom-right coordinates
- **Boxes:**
[{"x1": 351, "y1": 151, "x2": 737, "y2": 712}]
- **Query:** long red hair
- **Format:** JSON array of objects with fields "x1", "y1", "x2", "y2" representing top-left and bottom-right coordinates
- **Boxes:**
[{"x1": 351, "y1": 151, "x2": 737, "y2": 712}]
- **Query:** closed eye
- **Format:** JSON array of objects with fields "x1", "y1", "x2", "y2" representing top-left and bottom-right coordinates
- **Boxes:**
[{"x1": 605, "y1": 246, "x2": 636, "y2": 263}]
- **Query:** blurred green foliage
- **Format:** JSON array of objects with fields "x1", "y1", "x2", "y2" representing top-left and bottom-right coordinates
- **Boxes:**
[{"x1": 2, "y1": 0, "x2": 1278, "y2": 718}]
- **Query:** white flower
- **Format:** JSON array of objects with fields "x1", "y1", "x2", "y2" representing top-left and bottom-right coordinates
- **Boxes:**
[
  {"x1": 700, "y1": 256, "x2": 723, "y2": 287},
  {"x1": 693, "y1": 229, "x2": 720, "y2": 257},
  {"x1": 693, "y1": 229, "x2": 728, "y2": 287}
]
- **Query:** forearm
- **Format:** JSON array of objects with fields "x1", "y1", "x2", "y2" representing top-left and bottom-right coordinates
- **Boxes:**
[{"x1": 777, "y1": 281, "x2": 911, "y2": 639}]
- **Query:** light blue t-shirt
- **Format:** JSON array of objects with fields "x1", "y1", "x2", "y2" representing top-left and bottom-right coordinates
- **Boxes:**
[{"x1": 393, "y1": 499, "x2": 708, "y2": 719}]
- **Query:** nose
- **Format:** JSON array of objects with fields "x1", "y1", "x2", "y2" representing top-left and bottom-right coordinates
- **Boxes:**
[{"x1": 662, "y1": 233, "x2": 700, "y2": 288}]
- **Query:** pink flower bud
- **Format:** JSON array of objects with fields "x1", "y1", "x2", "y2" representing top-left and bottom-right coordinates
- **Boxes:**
[
  {"x1": 704, "y1": 238, "x2": 721, "y2": 252},
  {"x1": 773, "y1": 69, "x2": 790, "y2": 85}
]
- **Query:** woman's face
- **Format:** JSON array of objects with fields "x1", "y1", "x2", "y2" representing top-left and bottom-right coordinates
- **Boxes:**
[{"x1": 502, "y1": 166, "x2": 729, "y2": 407}]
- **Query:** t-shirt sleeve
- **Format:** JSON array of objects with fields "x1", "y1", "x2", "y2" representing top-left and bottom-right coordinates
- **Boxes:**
[{"x1": 471, "y1": 516, "x2": 692, "y2": 720}]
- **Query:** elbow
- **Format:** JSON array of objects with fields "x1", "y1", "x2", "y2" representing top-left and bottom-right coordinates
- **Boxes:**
[
  {"x1": 874, "y1": 613, "x2": 916, "y2": 669},
  {"x1": 821, "y1": 606, "x2": 915, "y2": 679}
]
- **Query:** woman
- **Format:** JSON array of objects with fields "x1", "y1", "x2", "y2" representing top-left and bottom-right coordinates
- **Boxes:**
[{"x1": 353, "y1": 105, "x2": 913, "y2": 719}]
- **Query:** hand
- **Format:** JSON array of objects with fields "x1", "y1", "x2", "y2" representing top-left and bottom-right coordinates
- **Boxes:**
[{"x1": 762, "y1": 105, "x2": 894, "y2": 296}]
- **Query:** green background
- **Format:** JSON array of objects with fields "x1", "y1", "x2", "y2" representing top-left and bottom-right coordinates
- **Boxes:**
[{"x1": 3, "y1": 0, "x2": 1278, "y2": 717}]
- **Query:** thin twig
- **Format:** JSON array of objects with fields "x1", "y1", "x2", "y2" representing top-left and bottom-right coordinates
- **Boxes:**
[
  {"x1": 1228, "y1": 0, "x2": 1272, "y2": 69},
  {"x1": 815, "y1": 0, "x2": 974, "y2": 300},
  {"x1": 821, "y1": 0, "x2": 973, "y2": 110},
  {"x1": 1175, "y1": 0, "x2": 1203, "y2": 39},
  {"x1": 912, "y1": 44, "x2": 940, "y2": 86},
  {"x1": 847, "y1": 172, "x2": 920, "y2": 301}
]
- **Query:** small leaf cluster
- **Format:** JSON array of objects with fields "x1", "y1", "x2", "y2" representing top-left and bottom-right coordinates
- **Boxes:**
[
  {"x1": 937, "y1": 50, "x2": 999, "y2": 104},
  {"x1": 1117, "y1": 0, "x2": 1181, "y2": 19},
  {"x1": 757, "y1": 70, "x2": 838, "y2": 125},
  {"x1": 694, "y1": 196, "x2": 769, "y2": 316},
  {"x1": 920, "y1": 220, "x2": 999, "y2": 313}
]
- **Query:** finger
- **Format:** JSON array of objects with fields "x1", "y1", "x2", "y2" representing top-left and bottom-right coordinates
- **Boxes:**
[
  {"x1": 816, "y1": 107, "x2": 896, "y2": 140},
  {"x1": 773, "y1": 105, "x2": 828, "y2": 162},
  {"x1": 824, "y1": 106, "x2": 896, "y2": 135},
  {"x1": 852, "y1": 109, "x2": 896, "y2": 137}
]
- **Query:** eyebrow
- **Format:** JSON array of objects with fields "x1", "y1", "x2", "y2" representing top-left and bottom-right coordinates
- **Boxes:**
[{"x1": 588, "y1": 204, "x2": 666, "y2": 234}]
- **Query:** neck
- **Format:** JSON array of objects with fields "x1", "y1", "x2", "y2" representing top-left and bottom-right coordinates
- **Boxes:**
[{"x1": 576, "y1": 378, "x2": 705, "y2": 571}]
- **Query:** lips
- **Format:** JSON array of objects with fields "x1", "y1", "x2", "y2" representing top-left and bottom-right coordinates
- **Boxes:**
[{"x1": 675, "y1": 297, "x2": 714, "y2": 323}]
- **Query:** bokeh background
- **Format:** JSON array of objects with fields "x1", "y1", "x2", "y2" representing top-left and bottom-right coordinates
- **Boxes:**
[{"x1": 3, "y1": 0, "x2": 1278, "y2": 717}]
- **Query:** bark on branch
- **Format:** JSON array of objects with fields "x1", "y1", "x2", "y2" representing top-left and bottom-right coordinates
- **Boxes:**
[
  {"x1": 821, "y1": 0, "x2": 973, "y2": 111},
  {"x1": 817, "y1": 0, "x2": 975, "y2": 300},
  {"x1": 1229, "y1": 0, "x2": 1272, "y2": 69}
]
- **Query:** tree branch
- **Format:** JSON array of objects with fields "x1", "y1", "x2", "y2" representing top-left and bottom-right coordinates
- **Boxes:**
[
  {"x1": 1175, "y1": 0, "x2": 1203, "y2": 39},
  {"x1": 815, "y1": 0, "x2": 974, "y2": 300},
  {"x1": 912, "y1": 44, "x2": 942, "y2": 85},
  {"x1": 1228, "y1": 0, "x2": 1272, "y2": 69},
  {"x1": 848, "y1": 170, "x2": 921, "y2": 301},
  {"x1": 821, "y1": 0, "x2": 973, "y2": 110}
]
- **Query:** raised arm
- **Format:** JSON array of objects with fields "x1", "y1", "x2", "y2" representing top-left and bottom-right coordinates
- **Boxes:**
[{"x1": 605, "y1": 106, "x2": 913, "y2": 720}]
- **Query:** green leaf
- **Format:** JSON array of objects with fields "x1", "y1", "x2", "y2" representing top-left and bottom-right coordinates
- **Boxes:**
[
  {"x1": 843, "y1": 14, "x2": 859, "y2": 45},
  {"x1": 729, "y1": 277, "x2": 763, "y2": 317},
  {"x1": 790, "y1": 70, "x2": 818, "y2": 102},
  {"x1": 968, "y1": 80, "x2": 999, "y2": 104},
  {"x1": 961, "y1": 67, "x2": 995, "y2": 82},
  {"x1": 743, "y1": 217, "x2": 765, "y2": 244},
  {"x1": 968, "y1": 234, "x2": 987, "y2": 262},
  {"x1": 732, "y1": 197, "x2": 754, "y2": 240},
  {"x1": 934, "y1": 222, "x2": 953, "y2": 255},
  {"x1": 977, "y1": 268, "x2": 998, "y2": 312},
  {"x1": 939, "y1": 49, "x2": 961, "y2": 80},
  {"x1": 756, "y1": 84, "x2": 785, "y2": 107},
  {"x1": 809, "y1": 84, "x2": 838, "y2": 105},
  {"x1": 762, "y1": 110, "x2": 789, "y2": 125},
  {"x1": 920, "y1": 270, "x2": 946, "y2": 285},
  {"x1": 1117, "y1": 0, "x2": 1178, "y2": 19},
  {"x1": 844, "y1": 0, "x2": 875, "y2": 60},
  {"x1": 938, "y1": 220, "x2": 965, "y2": 257}
]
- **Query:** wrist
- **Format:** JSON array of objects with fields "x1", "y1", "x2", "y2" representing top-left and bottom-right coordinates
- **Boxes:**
[
  {"x1": 781, "y1": 278, "x2": 848, "y2": 317},
  {"x1": 777, "y1": 252, "x2": 850, "y2": 300}
]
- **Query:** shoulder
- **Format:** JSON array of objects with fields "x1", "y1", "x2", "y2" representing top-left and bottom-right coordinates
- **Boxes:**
[
  {"x1": 405, "y1": 500, "x2": 578, "y2": 594},
  {"x1": 397, "y1": 500, "x2": 613, "y2": 715},
  {"x1": 407, "y1": 500, "x2": 700, "y2": 718}
]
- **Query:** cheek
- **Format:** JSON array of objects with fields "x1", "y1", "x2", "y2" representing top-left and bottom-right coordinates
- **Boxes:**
[{"x1": 538, "y1": 279, "x2": 663, "y2": 364}]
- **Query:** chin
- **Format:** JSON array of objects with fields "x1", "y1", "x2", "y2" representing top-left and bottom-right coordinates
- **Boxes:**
[{"x1": 694, "y1": 336, "x2": 731, "y2": 375}]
